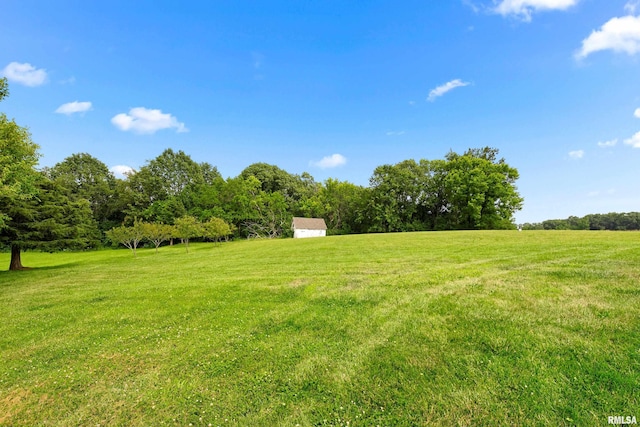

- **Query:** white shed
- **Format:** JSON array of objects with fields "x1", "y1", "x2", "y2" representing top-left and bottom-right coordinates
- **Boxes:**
[{"x1": 291, "y1": 217, "x2": 327, "y2": 238}]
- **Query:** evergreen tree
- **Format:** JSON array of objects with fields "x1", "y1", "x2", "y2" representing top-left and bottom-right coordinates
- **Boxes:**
[{"x1": 1, "y1": 176, "x2": 99, "y2": 270}]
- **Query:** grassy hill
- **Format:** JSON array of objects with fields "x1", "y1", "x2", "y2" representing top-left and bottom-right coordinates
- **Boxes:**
[{"x1": 1, "y1": 231, "x2": 639, "y2": 426}]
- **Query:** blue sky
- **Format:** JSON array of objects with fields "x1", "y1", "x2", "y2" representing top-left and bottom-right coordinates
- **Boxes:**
[{"x1": 2, "y1": 0, "x2": 640, "y2": 223}]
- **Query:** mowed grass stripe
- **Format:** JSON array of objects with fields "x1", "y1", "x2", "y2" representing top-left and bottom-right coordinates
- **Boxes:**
[{"x1": 1, "y1": 231, "x2": 639, "y2": 426}]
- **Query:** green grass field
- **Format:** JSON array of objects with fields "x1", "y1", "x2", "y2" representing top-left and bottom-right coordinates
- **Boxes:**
[{"x1": 1, "y1": 231, "x2": 639, "y2": 426}]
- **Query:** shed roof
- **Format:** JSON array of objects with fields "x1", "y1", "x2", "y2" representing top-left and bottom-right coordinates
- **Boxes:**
[{"x1": 292, "y1": 217, "x2": 327, "y2": 230}]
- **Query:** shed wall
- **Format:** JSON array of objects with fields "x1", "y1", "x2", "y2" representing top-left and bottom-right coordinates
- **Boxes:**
[{"x1": 293, "y1": 228, "x2": 326, "y2": 238}]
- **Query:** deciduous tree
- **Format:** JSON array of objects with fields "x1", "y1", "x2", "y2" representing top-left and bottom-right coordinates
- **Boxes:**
[
  {"x1": 444, "y1": 148, "x2": 522, "y2": 229},
  {"x1": 366, "y1": 148, "x2": 522, "y2": 231},
  {"x1": 144, "y1": 148, "x2": 217, "y2": 198},
  {"x1": 141, "y1": 222, "x2": 174, "y2": 253},
  {"x1": 240, "y1": 163, "x2": 319, "y2": 215},
  {"x1": 369, "y1": 160, "x2": 425, "y2": 232},
  {"x1": 202, "y1": 217, "x2": 232, "y2": 244},
  {"x1": 48, "y1": 153, "x2": 119, "y2": 232},
  {"x1": 124, "y1": 149, "x2": 221, "y2": 223},
  {"x1": 106, "y1": 220, "x2": 145, "y2": 257},
  {"x1": 300, "y1": 178, "x2": 368, "y2": 234},
  {"x1": 244, "y1": 190, "x2": 289, "y2": 238},
  {"x1": 174, "y1": 215, "x2": 202, "y2": 252}
]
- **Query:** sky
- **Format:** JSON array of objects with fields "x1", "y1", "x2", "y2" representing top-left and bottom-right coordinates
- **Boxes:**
[{"x1": 2, "y1": 0, "x2": 640, "y2": 224}]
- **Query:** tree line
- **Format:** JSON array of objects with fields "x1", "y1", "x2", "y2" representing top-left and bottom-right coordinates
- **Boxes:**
[
  {"x1": 522, "y1": 212, "x2": 640, "y2": 231},
  {"x1": 1, "y1": 78, "x2": 525, "y2": 270},
  {"x1": 43, "y1": 146, "x2": 523, "y2": 236}
]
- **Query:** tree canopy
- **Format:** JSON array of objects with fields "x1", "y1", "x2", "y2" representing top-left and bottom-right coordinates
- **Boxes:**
[
  {"x1": 443, "y1": 149, "x2": 522, "y2": 229},
  {"x1": 366, "y1": 148, "x2": 523, "y2": 232},
  {"x1": 0, "y1": 78, "x2": 41, "y2": 231},
  {"x1": 48, "y1": 153, "x2": 120, "y2": 230},
  {"x1": 0, "y1": 78, "x2": 8, "y2": 102}
]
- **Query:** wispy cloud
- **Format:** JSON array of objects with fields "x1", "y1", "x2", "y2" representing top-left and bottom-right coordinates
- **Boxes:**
[
  {"x1": 386, "y1": 131, "x2": 406, "y2": 136},
  {"x1": 111, "y1": 107, "x2": 188, "y2": 134},
  {"x1": 576, "y1": 15, "x2": 640, "y2": 59},
  {"x1": 251, "y1": 52, "x2": 265, "y2": 80},
  {"x1": 588, "y1": 188, "x2": 616, "y2": 197},
  {"x1": 310, "y1": 154, "x2": 347, "y2": 169},
  {"x1": 493, "y1": 0, "x2": 579, "y2": 22},
  {"x1": 55, "y1": 101, "x2": 92, "y2": 115},
  {"x1": 1, "y1": 62, "x2": 47, "y2": 86},
  {"x1": 569, "y1": 150, "x2": 585, "y2": 159},
  {"x1": 110, "y1": 165, "x2": 134, "y2": 178},
  {"x1": 252, "y1": 52, "x2": 265, "y2": 69},
  {"x1": 624, "y1": 131, "x2": 640, "y2": 148},
  {"x1": 427, "y1": 79, "x2": 470, "y2": 102},
  {"x1": 625, "y1": 0, "x2": 640, "y2": 15},
  {"x1": 634, "y1": 107, "x2": 640, "y2": 118},
  {"x1": 597, "y1": 138, "x2": 618, "y2": 147},
  {"x1": 59, "y1": 76, "x2": 76, "y2": 85},
  {"x1": 463, "y1": 0, "x2": 481, "y2": 14}
]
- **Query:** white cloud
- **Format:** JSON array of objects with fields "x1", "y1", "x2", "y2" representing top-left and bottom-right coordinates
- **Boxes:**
[
  {"x1": 427, "y1": 79, "x2": 470, "y2": 102},
  {"x1": 624, "y1": 131, "x2": 640, "y2": 148},
  {"x1": 493, "y1": 0, "x2": 579, "y2": 22},
  {"x1": 111, "y1": 107, "x2": 188, "y2": 134},
  {"x1": 634, "y1": 108, "x2": 640, "y2": 118},
  {"x1": 569, "y1": 150, "x2": 584, "y2": 159},
  {"x1": 110, "y1": 165, "x2": 135, "y2": 178},
  {"x1": 576, "y1": 15, "x2": 640, "y2": 59},
  {"x1": 597, "y1": 138, "x2": 618, "y2": 147},
  {"x1": 1, "y1": 62, "x2": 48, "y2": 86},
  {"x1": 386, "y1": 131, "x2": 406, "y2": 136},
  {"x1": 310, "y1": 154, "x2": 347, "y2": 169},
  {"x1": 55, "y1": 101, "x2": 92, "y2": 115}
]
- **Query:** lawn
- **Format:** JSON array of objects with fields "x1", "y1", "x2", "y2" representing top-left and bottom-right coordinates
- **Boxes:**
[{"x1": 1, "y1": 231, "x2": 639, "y2": 426}]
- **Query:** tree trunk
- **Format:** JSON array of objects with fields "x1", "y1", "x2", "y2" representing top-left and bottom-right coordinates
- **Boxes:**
[{"x1": 9, "y1": 245, "x2": 25, "y2": 271}]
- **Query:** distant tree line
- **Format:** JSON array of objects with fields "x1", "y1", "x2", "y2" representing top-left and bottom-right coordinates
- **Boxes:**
[
  {"x1": 522, "y1": 213, "x2": 640, "y2": 231},
  {"x1": 2, "y1": 77, "x2": 525, "y2": 269}
]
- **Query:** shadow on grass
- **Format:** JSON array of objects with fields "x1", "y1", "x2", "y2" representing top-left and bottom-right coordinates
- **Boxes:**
[{"x1": 0, "y1": 262, "x2": 82, "y2": 275}]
